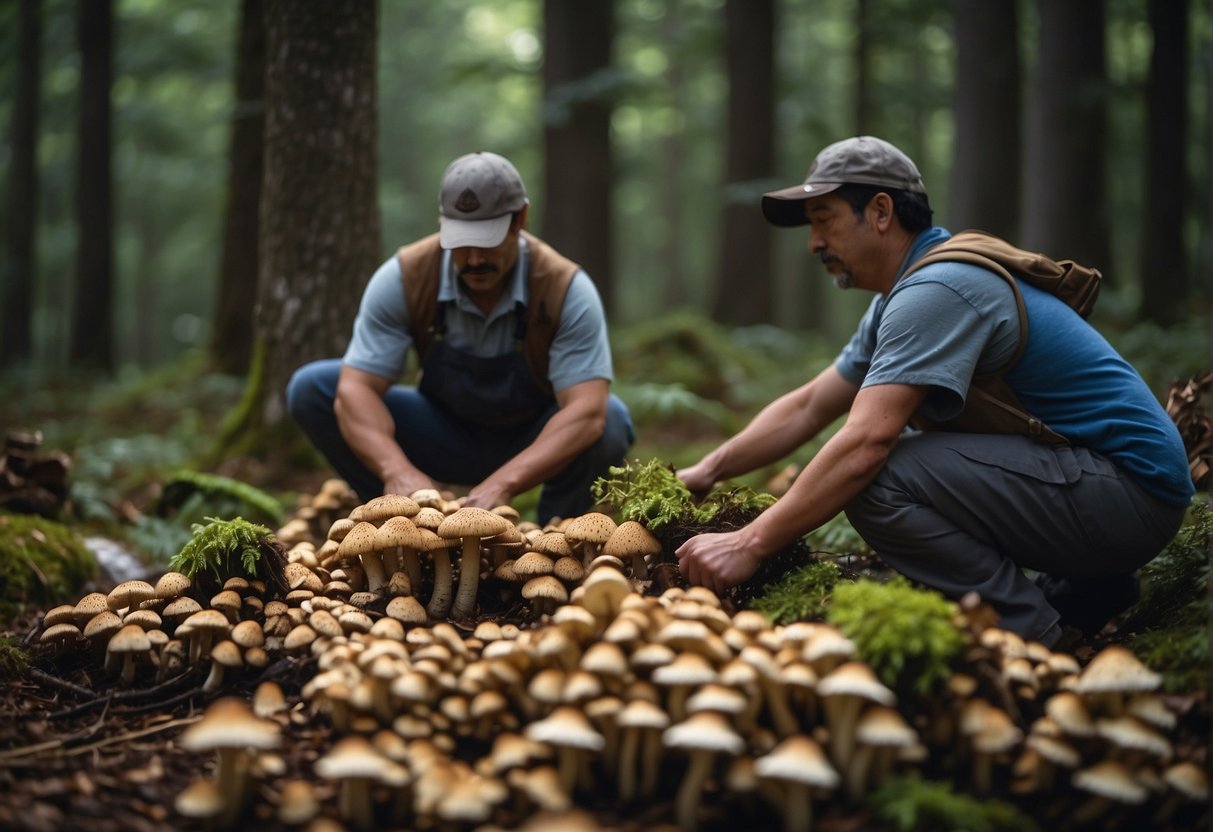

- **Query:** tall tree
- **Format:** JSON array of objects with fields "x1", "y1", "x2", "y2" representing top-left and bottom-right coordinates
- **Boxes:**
[
  {"x1": 541, "y1": 0, "x2": 615, "y2": 314},
  {"x1": 658, "y1": 3, "x2": 687, "y2": 310},
  {"x1": 211, "y1": 0, "x2": 266, "y2": 375},
  {"x1": 2, "y1": 0, "x2": 41, "y2": 366},
  {"x1": 1021, "y1": 0, "x2": 1110, "y2": 271},
  {"x1": 948, "y1": 0, "x2": 1020, "y2": 238},
  {"x1": 854, "y1": 0, "x2": 874, "y2": 134},
  {"x1": 231, "y1": 0, "x2": 380, "y2": 443},
  {"x1": 711, "y1": 0, "x2": 775, "y2": 325},
  {"x1": 1139, "y1": 0, "x2": 1189, "y2": 325},
  {"x1": 69, "y1": 0, "x2": 114, "y2": 371}
]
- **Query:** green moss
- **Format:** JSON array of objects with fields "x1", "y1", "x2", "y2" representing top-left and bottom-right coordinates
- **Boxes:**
[
  {"x1": 827, "y1": 576, "x2": 967, "y2": 701},
  {"x1": 0, "y1": 513, "x2": 97, "y2": 620},
  {"x1": 1123, "y1": 500, "x2": 1211, "y2": 694},
  {"x1": 867, "y1": 773, "x2": 1040, "y2": 832},
  {"x1": 168, "y1": 516, "x2": 287, "y2": 596},
  {"x1": 157, "y1": 469, "x2": 286, "y2": 527},
  {"x1": 0, "y1": 637, "x2": 30, "y2": 680},
  {"x1": 751, "y1": 559, "x2": 844, "y2": 624},
  {"x1": 591, "y1": 457, "x2": 774, "y2": 542}
]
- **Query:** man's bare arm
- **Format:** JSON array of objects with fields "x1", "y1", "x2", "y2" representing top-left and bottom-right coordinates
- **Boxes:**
[{"x1": 334, "y1": 366, "x2": 435, "y2": 496}]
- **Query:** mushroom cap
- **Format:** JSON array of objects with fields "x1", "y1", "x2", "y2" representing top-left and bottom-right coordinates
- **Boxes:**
[
  {"x1": 563, "y1": 512, "x2": 617, "y2": 545},
  {"x1": 525, "y1": 706, "x2": 605, "y2": 751},
  {"x1": 83, "y1": 610, "x2": 124, "y2": 641},
  {"x1": 1044, "y1": 691, "x2": 1096, "y2": 737},
  {"x1": 40, "y1": 622, "x2": 82, "y2": 645},
  {"x1": 602, "y1": 521, "x2": 662, "y2": 560},
  {"x1": 437, "y1": 506, "x2": 512, "y2": 540},
  {"x1": 337, "y1": 521, "x2": 380, "y2": 559},
  {"x1": 531, "y1": 531, "x2": 574, "y2": 559},
  {"x1": 754, "y1": 735, "x2": 840, "y2": 788},
  {"x1": 73, "y1": 592, "x2": 112, "y2": 626},
  {"x1": 108, "y1": 623, "x2": 152, "y2": 655},
  {"x1": 552, "y1": 556, "x2": 586, "y2": 583},
  {"x1": 316, "y1": 735, "x2": 400, "y2": 781},
  {"x1": 653, "y1": 652, "x2": 717, "y2": 687},
  {"x1": 1096, "y1": 715, "x2": 1173, "y2": 760},
  {"x1": 180, "y1": 697, "x2": 281, "y2": 752},
  {"x1": 855, "y1": 705, "x2": 918, "y2": 748},
  {"x1": 663, "y1": 711, "x2": 745, "y2": 755},
  {"x1": 230, "y1": 620, "x2": 265, "y2": 649},
  {"x1": 578, "y1": 568, "x2": 631, "y2": 618},
  {"x1": 43, "y1": 604, "x2": 78, "y2": 628},
  {"x1": 817, "y1": 661, "x2": 897, "y2": 706},
  {"x1": 1163, "y1": 761, "x2": 1209, "y2": 801},
  {"x1": 1074, "y1": 645, "x2": 1162, "y2": 695},
  {"x1": 361, "y1": 493, "x2": 421, "y2": 523},
  {"x1": 174, "y1": 778, "x2": 225, "y2": 820},
  {"x1": 686, "y1": 684, "x2": 748, "y2": 716},
  {"x1": 513, "y1": 551, "x2": 555, "y2": 577},
  {"x1": 617, "y1": 698, "x2": 670, "y2": 730},
  {"x1": 1025, "y1": 733, "x2": 1081, "y2": 768},
  {"x1": 123, "y1": 608, "x2": 163, "y2": 631},
  {"x1": 1072, "y1": 759, "x2": 1149, "y2": 804},
  {"x1": 107, "y1": 580, "x2": 156, "y2": 612},
  {"x1": 522, "y1": 576, "x2": 568, "y2": 605},
  {"x1": 802, "y1": 628, "x2": 858, "y2": 665},
  {"x1": 971, "y1": 706, "x2": 1023, "y2": 754},
  {"x1": 1126, "y1": 692, "x2": 1178, "y2": 731},
  {"x1": 386, "y1": 595, "x2": 428, "y2": 625},
  {"x1": 376, "y1": 515, "x2": 422, "y2": 550},
  {"x1": 211, "y1": 639, "x2": 244, "y2": 668}
]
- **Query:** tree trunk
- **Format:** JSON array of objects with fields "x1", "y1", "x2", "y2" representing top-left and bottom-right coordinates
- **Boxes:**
[
  {"x1": 711, "y1": 0, "x2": 775, "y2": 326},
  {"x1": 854, "y1": 0, "x2": 873, "y2": 134},
  {"x1": 541, "y1": 0, "x2": 615, "y2": 314},
  {"x1": 1021, "y1": 0, "x2": 1110, "y2": 271},
  {"x1": 949, "y1": 0, "x2": 1021, "y2": 238},
  {"x1": 2, "y1": 0, "x2": 41, "y2": 366},
  {"x1": 211, "y1": 0, "x2": 266, "y2": 375},
  {"x1": 249, "y1": 0, "x2": 380, "y2": 436},
  {"x1": 70, "y1": 0, "x2": 114, "y2": 372},
  {"x1": 1139, "y1": 0, "x2": 1188, "y2": 325},
  {"x1": 658, "y1": 3, "x2": 686, "y2": 310}
]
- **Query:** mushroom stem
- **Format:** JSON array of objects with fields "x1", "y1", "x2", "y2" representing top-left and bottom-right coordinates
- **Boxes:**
[
  {"x1": 401, "y1": 547, "x2": 422, "y2": 593},
  {"x1": 762, "y1": 677, "x2": 800, "y2": 738},
  {"x1": 360, "y1": 552, "x2": 388, "y2": 594},
  {"x1": 782, "y1": 782, "x2": 812, "y2": 832},
  {"x1": 675, "y1": 749, "x2": 715, "y2": 831},
  {"x1": 451, "y1": 537, "x2": 482, "y2": 620},
  {"x1": 618, "y1": 727, "x2": 641, "y2": 802},
  {"x1": 427, "y1": 548, "x2": 453, "y2": 620},
  {"x1": 640, "y1": 728, "x2": 663, "y2": 798},
  {"x1": 338, "y1": 776, "x2": 374, "y2": 831}
]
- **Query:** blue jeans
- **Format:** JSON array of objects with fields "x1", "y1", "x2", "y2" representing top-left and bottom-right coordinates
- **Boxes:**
[{"x1": 286, "y1": 359, "x2": 634, "y2": 524}]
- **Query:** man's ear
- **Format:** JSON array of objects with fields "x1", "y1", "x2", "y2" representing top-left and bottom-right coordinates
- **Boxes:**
[
  {"x1": 868, "y1": 193, "x2": 893, "y2": 230},
  {"x1": 514, "y1": 203, "x2": 530, "y2": 232}
]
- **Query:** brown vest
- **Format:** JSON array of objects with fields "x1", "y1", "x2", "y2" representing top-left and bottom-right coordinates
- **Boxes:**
[{"x1": 396, "y1": 231, "x2": 580, "y2": 397}]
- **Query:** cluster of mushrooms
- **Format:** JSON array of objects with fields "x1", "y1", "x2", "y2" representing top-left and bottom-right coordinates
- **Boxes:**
[{"x1": 34, "y1": 481, "x2": 1208, "y2": 831}]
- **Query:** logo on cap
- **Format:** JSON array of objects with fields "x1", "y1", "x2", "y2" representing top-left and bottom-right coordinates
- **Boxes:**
[{"x1": 455, "y1": 188, "x2": 481, "y2": 214}]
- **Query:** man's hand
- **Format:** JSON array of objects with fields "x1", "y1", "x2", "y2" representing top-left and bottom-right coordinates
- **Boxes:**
[
  {"x1": 383, "y1": 471, "x2": 436, "y2": 499},
  {"x1": 675, "y1": 529, "x2": 764, "y2": 595},
  {"x1": 676, "y1": 461, "x2": 717, "y2": 495},
  {"x1": 462, "y1": 481, "x2": 513, "y2": 513}
]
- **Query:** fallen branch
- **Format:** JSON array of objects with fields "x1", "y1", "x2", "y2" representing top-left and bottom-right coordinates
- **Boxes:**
[
  {"x1": 0, "y1": 715, "x2": 202, "y2": 764},
  {"x1": 28, "y1": 667, "x2": 95, "y2": 699}
]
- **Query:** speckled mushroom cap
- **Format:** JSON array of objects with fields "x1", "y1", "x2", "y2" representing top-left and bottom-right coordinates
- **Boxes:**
[
  {"x1": 108, "y1": 623, "x2": 152, "y2": 656},
  {"x1": 361, "y1": 493, "x2": 421, "y2": 523},
  {"x1": 386, "y1": 595, "x2": 428, "y2": 625},
  {"x1": 73, "y1": 593, "x2": 111, "y2": 627},
  {"x1": 437, "y1": 506, "x2": 512, "y2": 541},
  {"x1": 602, "y1": 521, "x2": 661, "y2": 560},
  {"x1": 513, "y1": 552, "x2": 555, "y2": 577},
  {"x1": 337, "y1": 521, "x2": 380, "y2": 560},
  {"x1": 107, "y1": 580, "x2": 156, "y2": 612},
  {"x1": 376, "y1": 515, "x2": 422, "y2": 550},
  {"x1": 522, "y1": 576, "x2": 568, "y2": 605},
  {"x1": 531, "y1": 531, "x2": 574, "y2": 559},
  {"x1": 754, "y1": 735, "x2": 839, "y2": 787},
  {"x1": 563, "y1": 512, "x2": 617, "y2": 546}
]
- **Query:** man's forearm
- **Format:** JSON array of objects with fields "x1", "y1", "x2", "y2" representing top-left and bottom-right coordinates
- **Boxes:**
[{"x1": 334, "y1": 387, "x2": 422, "y2": 484}]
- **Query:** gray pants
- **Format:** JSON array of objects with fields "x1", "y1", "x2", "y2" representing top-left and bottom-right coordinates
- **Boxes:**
[{"x1": 844, "y1": 431, "x2": 1188, "y2": 644}]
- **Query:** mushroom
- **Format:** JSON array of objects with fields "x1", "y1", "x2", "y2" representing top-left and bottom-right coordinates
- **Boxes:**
[
  {"x1": 437, "y1": 507, "x2": 513, "y2": 621},
  {"x1": 1154, "y1": 760, "x2": 1209, "y2": 825},
  {"x1": 522, "y1": 575, "x2": 569, "y2": 617},
  {"x1": 815, "y1": 661, "x2": 896, "y2": 770},
  {"x1": 1072, "y1": 644, "x2": 1162, "y2": 716},
  {"x1": 652, "y1": 651, "x2": 717, "y2": 723},
  {"x1": 662, "y1": 711, "x2": 745, "y2": 831},
  {"x1": 1070, "y1": 759, "x2": 1149, "y2": 826},
  {"x1": 753, "y1": 735, "x2": 840, "y2": 832},
  {"x1": 106, "y1": 623, "x2": 151, "y2": 686},
  {"x1": 845, "y1": 705, "x2": 917, "y2": 799},
  {"x1": 562, "y1": 512, "x2": 617, "y2": 566},
  {"x1": 174, "y1": 778, "x2": 226, "y2": 828},
  {"x1": 106, "y1": 579, "x2": 156, "y2": 614},
  {"x1": 337, "y1": 521, "x2": 386, "y2": 595},
  {"x1": 419, "y1": 528, "x2": 457, "y2": 620},
  {"x1": 203, "y1": 639, "x2": 245, "y2": 694},
  {"x1": 602, "y1": 520, "x2": 662, "y2": 580},
  {"x1": 178, "y1": 697, "x2": 281, "y2": 826},
  {"x1": 524, "y1": 705, "x2": 605, "y2": 796},
  {"x1": 375, "y1": 514, "x2": 423, "y2": 592},
  {"x1": 276, "y1": 779, "x2": 320, "y2": 826},
  {"x1": 314, "y1": 734, "x2": 408, "y2": 832},
  {"x1": 616, "y1": 698, "x2": 670, "y2": 801}
]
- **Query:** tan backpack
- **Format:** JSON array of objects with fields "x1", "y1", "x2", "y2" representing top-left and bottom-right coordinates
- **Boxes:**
[{"x1": 901, "y1": 230, "x2": 1104, "y2": 445}]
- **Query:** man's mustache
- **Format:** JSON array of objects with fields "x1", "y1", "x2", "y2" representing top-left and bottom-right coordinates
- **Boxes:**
[{"x1": 459, "y1": 264, "x2": 498, "y2": 277}]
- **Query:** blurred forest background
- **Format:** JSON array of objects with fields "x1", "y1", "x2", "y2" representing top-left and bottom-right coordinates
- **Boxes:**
[{"x1": 0, "y1": 0, "x2": 1211, "y2": 523}]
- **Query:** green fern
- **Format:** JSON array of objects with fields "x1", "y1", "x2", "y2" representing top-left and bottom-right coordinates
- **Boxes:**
[
  {"x1": 168, "y1": 516, "x2": 275, "y2": 584},
  {"x1": 158, "y1": 470, "x2": 285, "y2": 527}
]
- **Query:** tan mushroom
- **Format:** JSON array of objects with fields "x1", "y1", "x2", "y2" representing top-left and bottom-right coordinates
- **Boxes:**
[
  {"x1": 663, "y1": 711, "x2": 746, "y2": 831},
  {"x1": 437, "y1": 507, "x2": 513, "y2": 621},
  {"x1": 524, "y1": 705, "x2": 605, "y2": 796},
  {"x1": 602, "y1": 520, "x2": 661, "y2": 579},
  {"x1": 179, "y1": 697, "x2": 281, "y2": 826},
  {"x1": 754, "y1": 734, "x2": 840, "y2": 832}
]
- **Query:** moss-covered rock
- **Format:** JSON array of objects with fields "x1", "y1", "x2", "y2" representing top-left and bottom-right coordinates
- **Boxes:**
[{"x1": 0, "y1": 512, "x2": 97, "y2": 621}]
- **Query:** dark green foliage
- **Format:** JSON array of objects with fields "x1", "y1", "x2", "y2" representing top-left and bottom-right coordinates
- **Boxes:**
[
  {"x1": 807, "y1": 512, "x2": 873, "y2": 556},
  {"x1": 0, "y1": 638, "x2": 30, "y2": 681},
  {"x1": 157, "y1": 469, "x2": 285, "y2": 527},
  {"x1": 866, "y1": 773, "x2": 1040, "y2": 832},
  {"x1": 1123, "y1": 500, "x2": 1211, "y2": 693},
  {"x1": 0, "y1": 513, "x2": 97, "y2": 621},
  {"x1": 751, "y1": 559, "x2": 844, "y2": 624},
  {"x1": 168, "y1": 516, "x2": 287, "y2": 596},
  {"x1": 827, "y1": 576, "x2": 967, "y2": 700}
]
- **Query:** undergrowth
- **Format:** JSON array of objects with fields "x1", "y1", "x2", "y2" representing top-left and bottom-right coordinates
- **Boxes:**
[
  {"x1": 751, "y1": 559, "x2": 845, "y2": 624},
  {"x1": 0, "y1": 513, "x2": 97, "y2": 622},
  {"x1": 867, "y1": 773, "x2": 1040, "y2": 832},
  {"x1": 168, "y1": 516, "x2": 288, "y2": 596}
]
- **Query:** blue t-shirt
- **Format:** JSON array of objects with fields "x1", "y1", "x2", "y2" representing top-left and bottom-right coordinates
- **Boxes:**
[
  {"x1": 344, "y1": 236, "x2": 615, "y2": 392},
  {"x1": 835, "y1": 227, "x2": 1194, "y2": 507}
]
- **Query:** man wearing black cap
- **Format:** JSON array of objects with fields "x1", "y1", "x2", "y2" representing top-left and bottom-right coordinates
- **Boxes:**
[
  {"x1": 674, "y1": 136, "x2": 1193, "y2": 647},
  {"x1": 288, "y1": 151, "x2": 633, "y2": 524}
]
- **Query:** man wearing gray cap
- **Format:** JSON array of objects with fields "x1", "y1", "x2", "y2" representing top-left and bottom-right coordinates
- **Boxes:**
[
  {"x1": 675, "y1": 136, "x2": 1193, "y2": 648},
  {"x1": 288, "y1": 151, "x2": 633, "y2": 524}
]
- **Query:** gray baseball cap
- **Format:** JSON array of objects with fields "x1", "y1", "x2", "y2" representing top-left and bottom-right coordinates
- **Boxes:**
[
  {"x1": 438, "y1": 152, "x2": 529, "y2": 249},
  {"x1": 761, "y1": 136, "x2": 926, "y2": 227}
]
